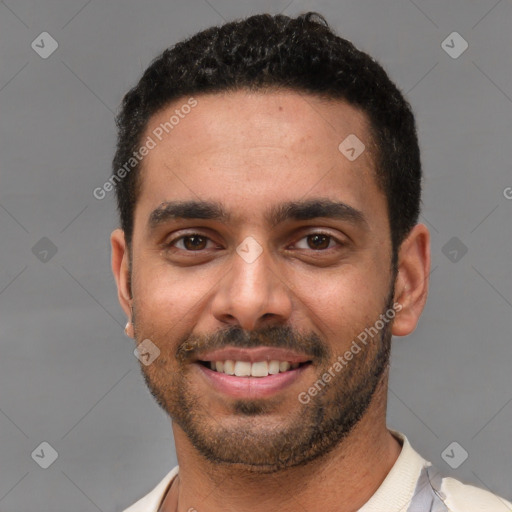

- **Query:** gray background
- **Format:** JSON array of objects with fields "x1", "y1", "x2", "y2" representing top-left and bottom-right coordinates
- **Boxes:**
[{"x1": 0, "y1": 0, "x2": 511, "y2": 510}]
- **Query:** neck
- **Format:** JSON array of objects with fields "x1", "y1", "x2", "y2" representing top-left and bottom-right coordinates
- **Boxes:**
[{"x1": 160, "y1": 375, "x2": 401, "y2": 512}]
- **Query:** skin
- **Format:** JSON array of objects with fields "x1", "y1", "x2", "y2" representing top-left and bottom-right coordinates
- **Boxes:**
[{"x1": 111, "y1": 89, "x2": 430, "y2": 512}]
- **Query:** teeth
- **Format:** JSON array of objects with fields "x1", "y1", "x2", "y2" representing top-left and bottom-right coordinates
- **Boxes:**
[
  {"x1": 234, "y1": 361, "x2": 252, "y2": 377},
  {"x1": 224, "y1": 360, "x2": 235, "y2": 375},
  {"x1": 206, "y1": 359, "x2": 303, "y2": 377},
  {"x1": 279, "y1": 361, "x2": 291, "y2": 372},
  {"x1": 251, "y1": 361, "x2": 269, "y2": 377},
  {"x1": 268, "y1": 360, "x2": 280, "y2": 375}
]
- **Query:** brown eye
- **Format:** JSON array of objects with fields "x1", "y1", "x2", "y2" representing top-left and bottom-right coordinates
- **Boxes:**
[
  {"x1": 306, "y1": 234, "x2": 331, "y2": 250},
  {"x1": 292, "y1": 231, "x2": 346, "y2": 253},
  {"x1": 166, "y1": 234, "x2": 214, "y2": 252},
  {"x1": 181, "y1": 235, "x2": 208, "y2": 250}
]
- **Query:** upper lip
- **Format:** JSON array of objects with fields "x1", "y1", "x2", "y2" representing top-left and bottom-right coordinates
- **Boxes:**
[{"x1": 195, "y1": 346, "x2": 312, "y2": 364}]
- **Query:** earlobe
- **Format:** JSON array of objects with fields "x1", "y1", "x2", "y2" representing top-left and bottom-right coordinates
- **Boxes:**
[
  {"x1": 391, "y1": 224, "x2": 430, "y2": 337},
  {"x1": 110, "y1": 228, "x2": 133, "y2": 325},
  {"x1": 124, "y1": 320, "x2": 134, "y2": 338}
]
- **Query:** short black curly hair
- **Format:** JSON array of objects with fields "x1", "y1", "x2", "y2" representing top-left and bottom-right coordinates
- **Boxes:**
[{"x1": 112, "y1": 12, "x2": 422, "y2": 261}]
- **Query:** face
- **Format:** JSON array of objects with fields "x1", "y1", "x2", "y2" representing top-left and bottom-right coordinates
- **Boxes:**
[{"x1": 113, "y1": 90, "x2": 407, "y2": 472}]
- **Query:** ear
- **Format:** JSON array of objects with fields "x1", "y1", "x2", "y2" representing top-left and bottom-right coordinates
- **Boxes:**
[
  {"x1": 392, "y1": 223, "x2": 430, "y2": 337},
  {"x1": 110, "y1": 228, "x2": 134, "y2": 337}
]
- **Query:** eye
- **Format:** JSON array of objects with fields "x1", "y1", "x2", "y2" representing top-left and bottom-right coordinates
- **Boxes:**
[
  {"x1": 166, "y1": 233, "x2": 216, "y2": 251},
  {"x1": 294, "y1": 232, "x2": 342, "y2": 251}
]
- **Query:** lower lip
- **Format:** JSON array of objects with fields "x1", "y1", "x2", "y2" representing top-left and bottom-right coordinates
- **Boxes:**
[{"x1": 196, "y1": 363, "x2": 310, "y2": 399}]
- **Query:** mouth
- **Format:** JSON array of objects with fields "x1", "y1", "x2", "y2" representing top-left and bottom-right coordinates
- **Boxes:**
[
  {"x1": 193, "y1": 347, "x2": 313, "y2": 399},
  {"x1": 198, "y1": 359, "x2": 310, "y2": 377}
]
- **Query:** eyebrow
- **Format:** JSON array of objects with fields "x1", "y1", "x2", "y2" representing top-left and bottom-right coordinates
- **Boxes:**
[{"x1": 147, "y1": 198, "x2": 368, "y2": 232}]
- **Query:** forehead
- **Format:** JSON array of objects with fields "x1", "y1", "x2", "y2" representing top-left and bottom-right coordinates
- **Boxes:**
[
  {"x1": 135, "y1": 89, "x2": 385, "y2": 227},
  {"x1": 143, "y1": 89, "x2": 372, "y2": 163}
]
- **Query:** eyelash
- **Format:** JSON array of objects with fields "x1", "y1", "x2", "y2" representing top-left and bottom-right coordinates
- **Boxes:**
[{"x1": 163, "y1": 231, "x2": 344, "y2": 253}]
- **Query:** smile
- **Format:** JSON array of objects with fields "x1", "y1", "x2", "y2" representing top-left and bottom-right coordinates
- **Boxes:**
[
  {"x1": 199, "y1": 360, "x2": 307, "y2": 377},
  {"x1": 194, "y1": 347, "x2": 313, "y2": 399}
]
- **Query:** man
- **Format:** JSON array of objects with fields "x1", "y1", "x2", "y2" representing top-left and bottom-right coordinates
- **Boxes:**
[{"x1": 110, "y1": 12, "x2": 511, "y2": 512}]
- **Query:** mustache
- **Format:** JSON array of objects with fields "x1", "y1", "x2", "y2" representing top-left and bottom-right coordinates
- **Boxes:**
[{"x1": 176, "y1": 325, "x2": 329, "y2": 364}]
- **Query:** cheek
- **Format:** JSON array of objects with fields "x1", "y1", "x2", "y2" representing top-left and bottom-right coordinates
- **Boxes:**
[
  {"x1": 132, "y1": 262, "x2": 209, "y2": 337},
  {"x1": 291, "y1": 267, "x2": 389, "y2": 341}
]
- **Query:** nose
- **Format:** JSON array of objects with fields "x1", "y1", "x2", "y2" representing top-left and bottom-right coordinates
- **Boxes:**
[{"x1": 210, "y1": 241, "x2": 293, "y2": 331}]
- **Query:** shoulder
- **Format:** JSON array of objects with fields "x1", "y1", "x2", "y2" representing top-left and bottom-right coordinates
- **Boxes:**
[
  {"x1": 438, "y1": 476, "x2": 512, "y2": 512},
  {"x1": 391, "y1": 431, "x2": 511, "y2": 512}
]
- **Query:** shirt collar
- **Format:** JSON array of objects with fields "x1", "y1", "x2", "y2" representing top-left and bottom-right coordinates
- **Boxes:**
[{"x1": 358, "y1": 430, "x2": 431, "y2": 512}]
